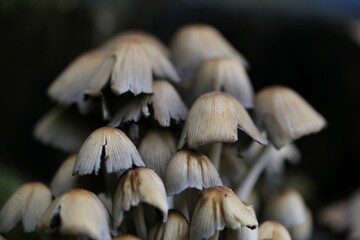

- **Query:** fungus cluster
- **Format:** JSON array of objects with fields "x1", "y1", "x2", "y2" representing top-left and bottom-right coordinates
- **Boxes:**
[{"x1": 0, "y1": 24, "x2": 327, "y2": 240}]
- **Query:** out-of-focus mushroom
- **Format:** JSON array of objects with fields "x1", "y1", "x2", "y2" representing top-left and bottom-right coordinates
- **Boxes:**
[
  {"x1": 258, "y1": 221, "x2": 291, "y2": 240},
  {"x1": 0, "y1": 182, "x2": 51, "y2": 233}
]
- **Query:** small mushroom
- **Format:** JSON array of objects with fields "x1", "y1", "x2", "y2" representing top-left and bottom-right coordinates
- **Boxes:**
[
  {"x1": 190, "y1": 186, "x2": 258, "y2": 240},
  {"x1": 0, "y1": 182, "x2": 52, "y2": 233},
  {"x1": 259, "y1": 221, "x2": 291, "y2": 240},
  {"x1": 73, "y1": 127, "x2": 145, "y2": 175},
  {"x1": 148, "y1": 209, "x2": 189, "y2": 240},
  {"x1": 37, "y1": 189, "x2": 111, "y2": 240}
]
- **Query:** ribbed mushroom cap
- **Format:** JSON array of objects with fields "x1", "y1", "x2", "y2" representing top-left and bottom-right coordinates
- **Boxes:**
[
  {"x1": 191, "y1": 57, "x2": 253, "y2": 108},
  {"x1": 178, "y1": 92, "x2": 267, "y2": 149},
  {"x1": 148, "y1": 209, "x2": 189, "y2": 240},
  {"x1": 170, "y1": 24, "x2": 247, "y2": 78},
  {"x1": 87, "y1": 40, "x2": 179, "y2": 97},
  {"x1": 110, "y1": 80, "x2": 188, "y2": 127},
  {"x1": 73, "y1": 127, "x2": 144, "y2": 175},
  {"x1": 34, "y1": 107, "x2": 98, "y2": 152},
  {"x1": 265, "y1": 189, "x2": 308, "y2": 228},
  {"x1": 113, "y1": 167, "x2": 168, "y2": 228},
  {"x1": 190, "y1": 186, "x2": 258, "y2": 240},
  {"x1": 102, "y1": 31, "x2": 168, "y2": 56},
  {"x1": 255, "y1": 85, "x2": 327, "y2": 149},
  {"x1": 0, "y1": 182, "x2": 52, "y2": 233},
  {"x1": 138, "y1": 128, "x2": 177, "y2": 179},
  {"x1": 259, "y1": 221, "x2": 291, "y2": 240},
  {"x1": 37, "y1": 189, "x2": 111, "y2": 240},
  {"x1": 50, "y1": 155, "x2": 79, "y2": 197},
  {"x1": 112, "y1": 234, "x2": 141, "y2": 240},
  {"x1": 165, "y1": 150, "x2": 222, "y2": 196},
  {"x1": 47, "y1": 49, "x2": 105, "y2": 106}
]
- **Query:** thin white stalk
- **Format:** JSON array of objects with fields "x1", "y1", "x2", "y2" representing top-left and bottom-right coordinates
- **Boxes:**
[
  {"x1": 236, "y1": 145, "x2": 272, "y2": 200},
  {"x1": 209, "y1": 142, "x2": 223, "y2": 171},
  {"x1": 134, "y1": 203, "x2": 147, "y2": 239}
]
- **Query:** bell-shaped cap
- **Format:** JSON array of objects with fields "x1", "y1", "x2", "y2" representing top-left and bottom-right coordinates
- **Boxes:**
[
  {"x1": 255, "y1": 85, "x2": 327, "y2": 149},
  {"x1": 50, "y1": 155, "x2": 79, "y2": 197},
  {"x1": 34, "y1": 107, "x2": 98, "y2": 152},
  {"x1": 191, "y1": 57, "x2": 253, "y2": 108},
  {"x1": 87, "y1": 40, "x2": 179, "y2": 97},
  {"x1": 190, "y1": 186, "x2": 258, "y2": 240},
  {"x1": 47, "y1": 49, "x2": 105, "y2": 107},
  {"x1": 148, "y1": 209, "x2": 189, "y2": 240},
  {"x1": 259, "y1": 221, "x2": 291, "y2": 240},
  {"x1": 170, "y1": 24, "x2": 247, "y2": 78},
  {"x1": 178, "y1": 92, "x2": 267, "y2": 149},
  {"x1": 0, "y1": 182, "x2": 52, "y2": 232},
  {"x1": 110, "y1": 80, "x2": 187, "y2": 127},
  {"x1": 265, "y1": 189, "x2": 308, "y2": 228},
  {"x1": 138, "y1": 128, "x2": 177, "y2": 179},
  {"x1": 73, "y1": 127, "x2": 145, "y2": 175},
  {"x1": 113, "y1": 167, "x2": 168, "y2": 228},
  {"x1": 37, "y1": 189, "x2": 111, "y2": 240},
  {"x1": 165, "y1": 150, "x2": 222, "y2": 196}
]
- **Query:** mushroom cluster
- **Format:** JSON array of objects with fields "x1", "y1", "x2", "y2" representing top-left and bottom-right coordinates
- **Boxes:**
[{"x1": 0, "y1": 24, "x2": 327, "y2": 240}]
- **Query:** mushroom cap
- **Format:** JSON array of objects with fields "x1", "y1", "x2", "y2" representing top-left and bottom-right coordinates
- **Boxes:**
[
  {"x1": 0, "y1": 182, "x2": 52, "y2": 233},
  {"x1": 255, "y1": 85, "x2": 327, "y2": 149},
  {"x1": 178, "y1": 92, "x2": 267, "y2": 149},
  {"x1": 148, "y1": 209, "x2": 189, "y2": 240},
  {"x1": 47, "y1": 49, "x2": 105, "y2": 106},
  {"x1": 259, "y1": 221, "x2": 292, "y2": 240},
  {"x1": 110, "y1": 80, "x2": 188, "y2": 127},
  {"x1": 73, "y1": 127, "x2": 145, "y2": 175},
  {"x1": 191, "y1": 57, "x2": 253, "y2": 108},
  {"x1": 113, "y1": 167, "x2": 168, "y2": 228},
  {"x1": 50, "y1": 154, "x2": 79, "y2": 197},
  {"x1": 138, "y1": 128, "x2": 177, "y2": 179},
  {"x1": 37, "y1": 189, "x2": 111, "y2": 240},
  {"x1": 190, "y1": 186, "x2": 258, "y2": 240},
  {"x1": 171, "y1": 24, "x2": 247, "y2": 78},
  {"x1": 165, "y1": 150, "x2": 222, "y2": 196}
]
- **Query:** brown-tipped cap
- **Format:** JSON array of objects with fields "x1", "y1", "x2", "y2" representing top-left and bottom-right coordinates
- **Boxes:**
[
  {"x1": 73, "y1": 127, "x2": 144, "y2": 175},
  {"x1": 178, "y1": 92, "x2": 267, "y2": 149},
  {"x1": 190, "y1": 186, "x2": 258, "y2": 240},
  {"x1": 47, "y1": 49, "x2": 105, "y2": 105},
  {"x1": 139, "y1": 128, "x2": 177, "y2": 179},
  {"x1": 50, "y1": 155, "x2": 79, "y2": 197},
  {"x1": 0, "y1": 182, "x2": 52, "y2": 233},
  {"x1": 165, "y1": 150, "x2": 222, "y2": 196},
  {"x1": 34, "y1": 107, "x2": 97, "y2": 153},
  {"x1": 110, "y1": 80, "x2": 187, "y2": 127},
  {"x1": 113, "y1": 167, "x2": 168, "y2": 228},
  {"x1": 255, "y1": 85, "x2": 327, "y2": 149},
  {"x1": 148, "y1": 209, "x2": 189, "y2": 240},
  {"x1": 170, "y1": 24, "x2": 247, "y2": 77},
  {"x1": 265, "y1": 188, "x2": 308, "y2": 228},
  {"x1": 191, "y1": 57, "x2": 253, "y2": 108},
  {"x1": 259, "y1": 221, "x2": 291, "y2": 240},
  {"x1": 37, "y1": 189, "x2": 111, "y2": 240}
]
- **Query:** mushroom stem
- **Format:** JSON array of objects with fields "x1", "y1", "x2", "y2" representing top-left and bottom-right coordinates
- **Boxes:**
[
  {"x1": 209, "y1": 142, "x2": 223, "y2": 171},
  {"x1": 236, "y1": 145, "x2": 272, "y2": 200},
  {"x1": 209, "y1": 230, "x2": 220, "y2": 240},
  {"x1": 134, "y1": 203, "x2": 147, "y2": 239},
  {"x1": 186, "y1": 188, "x2": 199, "y2": 220}
]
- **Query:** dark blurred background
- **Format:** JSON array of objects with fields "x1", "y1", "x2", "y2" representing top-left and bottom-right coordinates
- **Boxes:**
[{"x1": 1, "y1": 0, "x2": 360, "y2": 238}]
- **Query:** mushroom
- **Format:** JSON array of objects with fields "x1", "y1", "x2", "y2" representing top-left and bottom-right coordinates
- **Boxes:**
[
  {"x1": 190, "y1": 57, "x2": 253, "y2": 108},
  {"x1": 113, "y1": 167, "x2": 168, "y2": 239},
  {"x1": 178, "y1": 91, "x2": 266, "y2": 170},
  {"x1": 258, "y1": 221, "x2": 292, "y2": 240},
  {"x1": 37, "y1": 189, "x2": 111, "y2": 240},
  {"x1": 112, "y1": 234, "x2": 141, "y2": 240},
  {"x1": 0, "y1": 182, "x2": 52, "y2": 233},
  {"x1": 148, "y1": 209, "x2": 189, "y2": 240},
  {"x1": 189, "y1": 186, "x2": 258, "y2": 240},
  {"x1": 73, "y1": 127, "x2": 145, "y2": 175}
]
